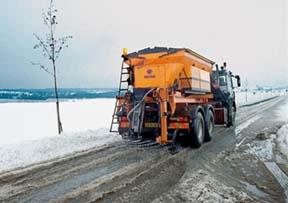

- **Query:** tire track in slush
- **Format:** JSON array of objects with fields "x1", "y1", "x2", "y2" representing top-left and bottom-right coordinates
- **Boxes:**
[
  {"x1": 55, "y1": 151, "x2": 188, "y2": 203},
  {"x1": 0, "y1": 146, "x2": 163, "y2": 202},
  {"x1": 19, "y1": 149, "x2": 151, "y2": 203},
  {"x1": 264, "y1": 162, "x2": 288, "y2": 203}
]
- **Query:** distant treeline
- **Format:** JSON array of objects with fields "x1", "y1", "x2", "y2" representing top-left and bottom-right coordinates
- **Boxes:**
[{"x1": 0, "y1": 88, "x2": 117, "y2": 100}]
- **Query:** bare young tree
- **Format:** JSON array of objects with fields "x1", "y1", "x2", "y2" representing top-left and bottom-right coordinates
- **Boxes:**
[{"x1": 32, "y1": 0, "x2": 72, "y2": 134}]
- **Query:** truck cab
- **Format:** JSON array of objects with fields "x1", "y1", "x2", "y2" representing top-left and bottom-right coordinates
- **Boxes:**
[{"x1": 211, "y1": 65, "x2": 241, "y2": 126}]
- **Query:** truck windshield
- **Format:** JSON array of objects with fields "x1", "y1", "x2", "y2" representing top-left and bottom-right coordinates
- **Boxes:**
[{"x1": 219, "y1": 76, "x2": 226, "y2": 86}]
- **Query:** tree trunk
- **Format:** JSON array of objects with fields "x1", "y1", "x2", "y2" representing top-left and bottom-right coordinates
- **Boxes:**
[{"x1": 53, "y1": 60, "x2": 63, "y2": 134}]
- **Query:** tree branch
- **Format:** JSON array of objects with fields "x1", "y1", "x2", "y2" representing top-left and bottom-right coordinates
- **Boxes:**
[
  {"x1": 33, "y1": 33, "x2": 52, "y2": 59},
  {"x1": 31, "y1": 62, "x2": 54, "y2": 77},
  {"x1": 55, "y1": 36, "x2": 72, "y2": 60}
]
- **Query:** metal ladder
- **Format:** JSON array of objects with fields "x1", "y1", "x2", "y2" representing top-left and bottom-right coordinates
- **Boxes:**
[{"x1": 109, "y1": 61, "x2": 131, "y2": 132}]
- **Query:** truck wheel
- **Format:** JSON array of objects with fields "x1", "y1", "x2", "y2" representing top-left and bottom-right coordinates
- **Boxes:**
[
  {"x1": 191, "y1": 112, "x2": 205, "y2": 148},
  {"x1": 204, "y1": 110, "x2": 214, "y2": 142},
  {"x1": 227, "y1": 106, "x2": 236, "y2": 127}
]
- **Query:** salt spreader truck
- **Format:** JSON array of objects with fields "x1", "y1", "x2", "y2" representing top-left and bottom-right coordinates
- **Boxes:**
[{"x1": 110, "y1": 47, "x2": 241, "y2": 147}]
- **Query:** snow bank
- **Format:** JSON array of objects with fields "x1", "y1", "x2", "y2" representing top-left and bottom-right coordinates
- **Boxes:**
[
  {"x1": 153, "y1": 169, "x2": 253, "y2": 202},
  {"x1": 246, "y1": 136, "x2": 276, "y2": 161},
  {"x1": 0, "y1": 99, "x2": 122, "y2": 173},
  {"x1": 276, "y1": 98, "x2": 288, "y2": 122},
  {"x1": 277, "y1": 124, "x2": 288, "y2": 160},
  {"x1": 235, "y1": 91, "x2": 279, "y2": 107},
  {"x1": 276, "y1": 99, "x2": 288, "y2": 159},
  {"x1": 0, "y1": 129, "x2": 121, "y2": 173}
]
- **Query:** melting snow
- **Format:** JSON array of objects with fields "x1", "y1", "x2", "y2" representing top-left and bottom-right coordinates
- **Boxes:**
[
  {"x1": 246, "y1": 137, "x2": 275, "y2": 161},
  {"x1": 0, "y1": 129, "x2": 121, "y2": 173},
  {"x1": 277, "y1": 124, "x2": 288, "y2": 160}
]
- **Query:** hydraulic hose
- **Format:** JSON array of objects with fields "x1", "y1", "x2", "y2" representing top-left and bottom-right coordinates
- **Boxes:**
[{"x1": 127, "y1": 88, "x2": 155, "y2": 122}]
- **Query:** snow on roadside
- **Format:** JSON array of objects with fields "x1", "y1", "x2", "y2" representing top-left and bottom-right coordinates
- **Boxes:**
[
  {"x1": 276, "y1": 97, "x2": 288, "y2": 122},
  {"x1": 245, "y1": 135, "x2": 276, "y2": 161},
  {"x1": 0, "y1": 99, "x2": 123, "y2": 173},
  {"x1": 275, "y1": 97, "x2": 288, "y2": 159},
  {"x1": 277, "y1": 124, "x2": 288, "y2": 160},
  {"x1": 153, "y1": 169, "x2": 253, "y2": 203},
  {"x1": 0, "y1": 128, "x2": 122, "y2": 173},
  {"x1": 235, "y1": 91, "x2": 279, "y2": 107}
]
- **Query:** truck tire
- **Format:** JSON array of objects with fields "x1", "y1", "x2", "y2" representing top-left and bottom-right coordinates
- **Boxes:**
[
  {"x1": 191, "y1": 111, "x2": 205, "y2": 148},
  {"x1": 227, "y1": 106, "x2": 236, "y2": 127},
  {"x1": 204, "y1": 110, "x2": 214, "y2": 142}
]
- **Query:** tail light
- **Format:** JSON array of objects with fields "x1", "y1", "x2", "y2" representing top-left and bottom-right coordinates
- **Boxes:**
[
  {"x1": 169, "y1": 116, "x2": 188, "y2": 122},
  {"x1": 120, "y1": 116, "x2": 128, "y2": 122}
]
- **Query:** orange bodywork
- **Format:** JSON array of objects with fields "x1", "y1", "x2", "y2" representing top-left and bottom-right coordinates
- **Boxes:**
[
  {"x1": 126, "y1": 50, "x2": 213, "y2": 91},
  {"x1": 121, "y1": 48, "x2": 215, "y2": 145}
]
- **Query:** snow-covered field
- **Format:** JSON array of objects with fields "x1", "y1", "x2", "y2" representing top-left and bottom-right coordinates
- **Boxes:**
[
  {"x1": 235, "y1": 91, "x2": 281, "y2": 107},
  {"x1": 0, "y1": 99, "x2": 121, "y2": 173},
  {"x1": 0, "y1": 92, "x2": 284, "y2": 173},
  {"x1": 0, "y1": 99, "x2": 116, "y2": 145}
]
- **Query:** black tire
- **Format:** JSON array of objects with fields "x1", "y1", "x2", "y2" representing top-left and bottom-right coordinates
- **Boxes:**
[
  {"x1": 204, "y1": 110, "x2": 214, "y2": 142},
  {"x1": 191, "y1": 112, "x2": 205, "y2": 148},
  {"x1": 227, "y1": 106, "x2": 236, "y2": 127}
]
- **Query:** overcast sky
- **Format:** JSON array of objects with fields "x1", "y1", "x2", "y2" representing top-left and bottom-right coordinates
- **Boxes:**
[{"x1": 0, "y1": 0, "x2": 287, "y2": 88}]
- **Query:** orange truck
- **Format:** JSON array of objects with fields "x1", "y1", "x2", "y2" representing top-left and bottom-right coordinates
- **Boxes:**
[{"x1": 110, "y1": 47, "x2": 241, "y2": 148}]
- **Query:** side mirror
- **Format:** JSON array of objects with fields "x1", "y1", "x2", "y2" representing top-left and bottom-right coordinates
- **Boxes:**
[{"x1": 235, "y1": 75, "x2": 241, "y2": 87}]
